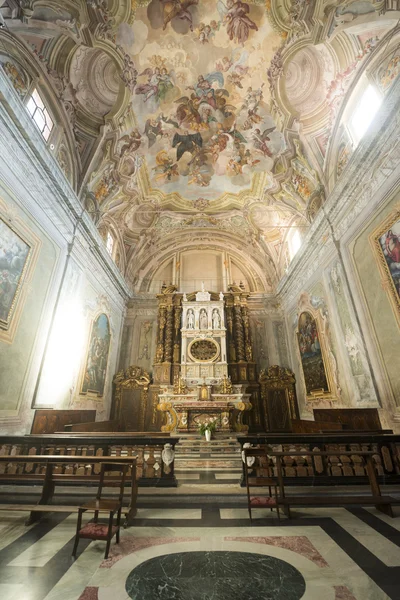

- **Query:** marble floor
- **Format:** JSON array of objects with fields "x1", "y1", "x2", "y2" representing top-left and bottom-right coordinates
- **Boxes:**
[
  {"x1": 0, "y1": 498, "x2": 399, "y2": 600},
  {"x1": 1, "y1": 441, "x2": 399, "y2": 599}
]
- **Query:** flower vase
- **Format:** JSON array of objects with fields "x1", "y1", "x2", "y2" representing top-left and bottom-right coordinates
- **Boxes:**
[{"x1": 205, "y1": 429, "x2": 211, "y2": 442}]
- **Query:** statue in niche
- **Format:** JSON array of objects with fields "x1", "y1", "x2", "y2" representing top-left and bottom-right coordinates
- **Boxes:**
[
  {"x1": 186, "y1": 309, "x2": 195, "y2": 329},
  {"x1": 199, "y1": 308, "x2": 208, "y2": 329},
  {"x1": 212, "y1": 308, "x2": 221, "y2": 329}
]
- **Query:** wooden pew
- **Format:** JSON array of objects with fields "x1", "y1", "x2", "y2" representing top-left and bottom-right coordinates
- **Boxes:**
[
  {"x1": 0, "y1": 433, "x2": 179, "y2": 488},
  {"x1": 268, "y1": 450, "x2": 396, "y2": 518},
  {"x1": 0, "y1": 455, "x2": 137, "y2": 526}
]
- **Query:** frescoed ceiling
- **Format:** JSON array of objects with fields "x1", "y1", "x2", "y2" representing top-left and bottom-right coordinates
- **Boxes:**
[
  {"x1": 123, "y1": 0, "x2": 285, "y2": 202},
  {"x1": 1, "y1": 0, "x2": 399, "y2": 290}
]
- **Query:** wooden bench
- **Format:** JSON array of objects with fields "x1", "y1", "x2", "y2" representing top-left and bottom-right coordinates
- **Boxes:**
[
  {"x1": 0, "y1": 455, "x2": 137, "y2": 527},
  {"x1": 268, "y1": 450, "x2": 396, "y2": 518}
]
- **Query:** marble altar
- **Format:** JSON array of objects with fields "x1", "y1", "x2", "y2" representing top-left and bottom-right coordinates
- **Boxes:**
[{"x1": 157, "y1": 287, "x2": 252, "y2": 432}]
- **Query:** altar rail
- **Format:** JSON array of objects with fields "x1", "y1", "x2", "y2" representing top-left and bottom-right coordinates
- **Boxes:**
[
  {"x1": 0, "y1": 434, "x2": 179, "y2": 487},
  {"x1": 239, "y1": 432, "x2": 400, "y2": 485}
]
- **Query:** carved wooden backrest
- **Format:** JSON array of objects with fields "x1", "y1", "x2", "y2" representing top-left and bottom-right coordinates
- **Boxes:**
[
  {"x1": 112, "y1": 366, "x2": 152, "y2": 431},
  {"x1": 259, "y1": 366, "x2": 299, "y2": 432}
]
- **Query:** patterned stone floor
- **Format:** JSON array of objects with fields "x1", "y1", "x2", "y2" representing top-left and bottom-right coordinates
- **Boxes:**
[
  {"x1": 0, "y1": 500, "x2": 400, "y2": 600},
  {"x1": 1, "y1": 441, "x2": 399, "y2": 599}
]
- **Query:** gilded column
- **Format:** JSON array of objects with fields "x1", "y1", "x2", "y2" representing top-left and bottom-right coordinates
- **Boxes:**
[
  {"x1": 242, "y1": 305, "x2": 253, "y2": 362},
  {"x1": 164, "y1": 305, "x2": 174, "y2": 363},
  {"x1": 224, "y1": 305, "x2": 233, "y2": 361},
  {"x1": 234, "y1": 303, "x2": 245, "y2": 361},
  {"x1": 173, "y1": 304, "x2": 182, "y2": 364},
  {"x1": 156, "y1": 306, "x2": 166, "y2": 363}
]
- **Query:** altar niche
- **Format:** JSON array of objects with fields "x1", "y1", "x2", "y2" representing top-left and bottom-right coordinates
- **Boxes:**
[
  {"x1": 180, "y1": 288, "x2": 227, "y2": 384},
  {"x1": 157, "y1": 287, "x2": 252, "y2": 433}
]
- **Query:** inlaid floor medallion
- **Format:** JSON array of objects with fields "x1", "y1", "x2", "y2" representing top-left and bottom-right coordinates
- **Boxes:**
[{"x1": 125, "y1": 550, "x2": 306, "y2": 600}]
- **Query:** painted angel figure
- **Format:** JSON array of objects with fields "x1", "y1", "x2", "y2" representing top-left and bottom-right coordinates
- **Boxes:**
[
  {"x1": 153, "y1": 150, "x2": 179, "y2": 182},
  {"x1": 216, "y1": 49, "x2": 249, "y2": 90},
  {"x1": 218, "y1": 0, "x2": 258, "y2": 45},
  {"x1": 118, "y1": 129, "x2": 142, "y2": 157},
  {"x1": 157, "y1": 67, "x2": 174, "y2": 101},
  {"x1": 188, "y1": 72, "x2": 225, "y2": 106},
  {"x1": 159, "y1": 0, "x2": 199, "y2": 32},
  {"x1": 135, "y1": 68, "x2": 161, "y2": 102},
  {"x1": 252, "y1": 126, "x2": 276, "y2": 157}
]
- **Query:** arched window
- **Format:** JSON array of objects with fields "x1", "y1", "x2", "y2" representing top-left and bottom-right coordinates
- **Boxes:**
[
  {"x1": 26, "y1": 88, "x2": 54, "y2": 141},
  {"x1": 348, "y1": 84, "x2": 382, "y2": 146},
  {"x1": 106, "y1": 230, "x2": 115, "y2": 257},
  {"x1": 289, "y1": 229, "x2": 302, "y2": 259}
]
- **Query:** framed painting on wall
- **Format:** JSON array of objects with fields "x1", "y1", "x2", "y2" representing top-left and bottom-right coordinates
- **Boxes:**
[
  {"x1": 0, "y1": 216, "x2": 32, "y2": 331},
  {"x1": 297, "y1": 311, "x2": 330, "y2": 395},
  {"x1": 370, "y1": 207, "x2": 400, "y2": 329},
  {"x1": 81, "y1": 313, "x2": 111, "y2": 396}
]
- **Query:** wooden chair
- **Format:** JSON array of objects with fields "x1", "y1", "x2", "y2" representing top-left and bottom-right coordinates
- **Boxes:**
[
  {"x1": 244, "y1": 447, "x2": 280, "y2": 522},
  {"x1": 72, "y1": 462, "x2": 130, "y2": 559}
]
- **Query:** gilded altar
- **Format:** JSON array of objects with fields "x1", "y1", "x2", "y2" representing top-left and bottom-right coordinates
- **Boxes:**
[
  {"x1": 157, "y1": 383, "x2": 252, "y2": 432},
  {"x1": 155, "y1": 285, "x2": 252, "y2": 432}
]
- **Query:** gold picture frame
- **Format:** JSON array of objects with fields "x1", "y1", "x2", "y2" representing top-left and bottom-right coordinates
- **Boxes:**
[
  {"x1": 0, "y1": 216, "x2": 32, "y2": 331},
  {"x1": 295, "y1": 293, "x2": 338, "y2": 402},
  {"x1": 369, "y1": 205, "x2": 400, "y2": 330}
]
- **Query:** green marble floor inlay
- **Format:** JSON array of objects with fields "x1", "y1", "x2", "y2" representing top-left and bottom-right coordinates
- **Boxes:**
[{"x1": 125, "y1": 550, "x2": 306, "y2": 600}]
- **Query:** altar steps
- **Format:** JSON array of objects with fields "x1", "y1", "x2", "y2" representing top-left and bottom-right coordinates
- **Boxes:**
[{"x1": 174, "y1": 435, "x2": 243, "y2": 484}]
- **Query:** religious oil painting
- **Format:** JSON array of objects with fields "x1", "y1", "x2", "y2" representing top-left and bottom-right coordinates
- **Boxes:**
[
  {"x1": 372, "y1": 211, "x2": 400, "y2": 327},
  {"x1": 81, "y1": 313, "x2": 111, "y2": 396},
  {"x1": 0, "y1": 217, "x2": 31, "y2": 330},
  {"x1": 297, "y1": 311, "x2": 329, "y2": 395}
]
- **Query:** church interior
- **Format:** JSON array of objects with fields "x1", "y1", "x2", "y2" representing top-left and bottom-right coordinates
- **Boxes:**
[{"x1": 0, "y1": 1, "x2": 400, "y2": 599}]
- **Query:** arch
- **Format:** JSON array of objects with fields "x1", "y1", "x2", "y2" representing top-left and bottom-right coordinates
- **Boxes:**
[
  {"x1": 97, "y1": 214, "x2": 127, "y2": 274},
  {"x1": 126, "y1": 230, "x2": 278, "y2": 295}
]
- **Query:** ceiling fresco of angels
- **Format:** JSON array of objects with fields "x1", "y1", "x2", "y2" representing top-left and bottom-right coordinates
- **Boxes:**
[{"x1": 119, "y1": 0, "x2": 285, "y2": 200}]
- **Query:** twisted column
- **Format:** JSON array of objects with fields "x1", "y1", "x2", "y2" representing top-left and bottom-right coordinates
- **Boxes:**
[
  {"x1": 242, "y1": 305, "x2": 253, "y2": 362},
  {"x1": 164, "y1": 305, "x2": 174, "y2": 363},
  {"x1": 156, "y1": 306, "x2": 166, "y2": 363},
  {"x1": 234, "y1": 304, "x2": 245, "y2": 361}
]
